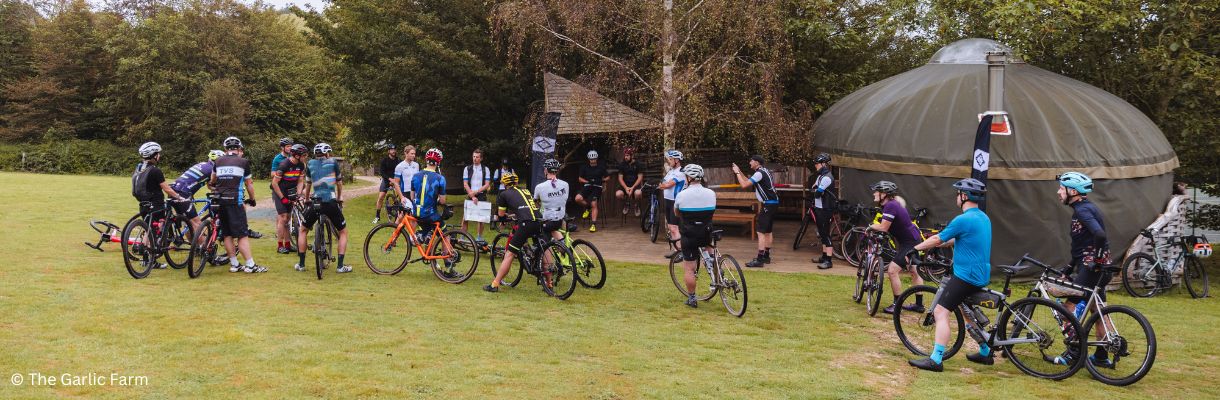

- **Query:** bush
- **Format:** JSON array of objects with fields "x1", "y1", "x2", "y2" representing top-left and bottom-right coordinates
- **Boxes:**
[{"x1": 0, "y1": 140, "x2": 139, "y2": 175}]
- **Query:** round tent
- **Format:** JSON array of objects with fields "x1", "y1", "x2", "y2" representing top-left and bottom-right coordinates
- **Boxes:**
[{"x1": 813, "y1": 38, "x2": 1178, "y2": 268}]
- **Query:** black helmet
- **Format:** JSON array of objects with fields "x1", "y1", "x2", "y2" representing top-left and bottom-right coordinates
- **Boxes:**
[
  {"x1": 543, "y1": 158, "x2": 561, "y2": 172},
  {"x1": 289, "y1": 144, "x2": 308, "y2": 156},
  {"x1": 869, "y1": 180, "x2": 898, "y2": 195},
  {"x1": 813, "y1": 153, "x2": 831, "y2": 164},
  {"x1": 952, "y1": 178, "x2": 986, "y2": 202},
  {"x1": 279, "y1": 137, "x2": 293, "y2": 147}
]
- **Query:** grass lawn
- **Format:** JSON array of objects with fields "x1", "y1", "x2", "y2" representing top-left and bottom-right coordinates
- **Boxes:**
[{"x1": 1, "y1": 171, "x2": 1218, "y2": 399}]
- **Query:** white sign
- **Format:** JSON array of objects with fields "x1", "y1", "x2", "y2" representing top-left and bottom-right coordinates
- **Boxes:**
[
  {"x1": 532, "y1": 136, "x2": 556, "y2": 153},
  {"x1": 973, "y1": 149, "x2": 990, "y2": 171},
  {"x1": 464, "y1": 200, "x2": 492, "y2": 223}
]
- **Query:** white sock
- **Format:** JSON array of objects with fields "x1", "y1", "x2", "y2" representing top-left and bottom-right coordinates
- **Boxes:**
[
  {"x1": 245, "y1": 258, "x2": 255, "y2": 267},
  {"x1": 230, "y1": 258, "x2": 240, "y2": 267}
]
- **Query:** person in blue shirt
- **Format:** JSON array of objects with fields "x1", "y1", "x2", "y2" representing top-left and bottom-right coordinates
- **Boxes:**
[
  {"x1": 411, "y1": 148, "x2": 449, "y2": 234},
  {"x1": 294, "y1": 143, "x2": 351, "y2": 274},
  {"x1": 907, "y1": 178, "x2": 993, "y2": 372}
]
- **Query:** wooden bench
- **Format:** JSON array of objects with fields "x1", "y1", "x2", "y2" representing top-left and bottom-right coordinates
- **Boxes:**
[{"x1": 713, "y1": 192, "x2": 758, "y2": 240}]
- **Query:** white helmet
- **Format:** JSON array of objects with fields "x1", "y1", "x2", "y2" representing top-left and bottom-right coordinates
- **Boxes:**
[
  {"x1": 681, "y1": 164, "x2": 704, "y2": 181},
  {"x1": 138, "y1": 142, "x2": 161, "y2": 159},
  {"x1": 223, "y1": 136, "x2": 243, "y2": 149},
  {"x1": 587, "y1": 150, "x2": 599, "y2": 160},
  {"x1": 314, "y1": 143, "x2": 332, "y2": 155},
  {"x1": 1194, "y1": 243, "x2": 1213, "y2": 258},
  {"x1": 208, "y1": 150, "x2": 225, "y2": 161},
  {"x1": 665, "y1": 149, "x2": 684, "y2": 160}
]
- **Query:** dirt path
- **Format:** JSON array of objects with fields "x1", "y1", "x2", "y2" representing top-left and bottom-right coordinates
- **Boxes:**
[{"x1": 247, "y1": 175, "x2": 381, "y2": 220}]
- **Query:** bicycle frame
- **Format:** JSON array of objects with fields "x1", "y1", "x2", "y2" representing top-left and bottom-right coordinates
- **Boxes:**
[
  {"x1": 1017, "y1": 255, "x2": 1121, "y2": 346},
  {"x1": 380, "y1": 211, "x2": 456, "y2": 262}
]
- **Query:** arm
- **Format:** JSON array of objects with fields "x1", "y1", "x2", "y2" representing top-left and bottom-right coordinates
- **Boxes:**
[
  {"x1": 869, "y1": 219, "x2": 892, "y2": 232},
  {"x1": 730, "y1": 163, "x2": 754, "y2": 188},
  {"x1": 244, "y1": 177, "x2": 256, "y2": 201},
  {"x1": 913, "y1": 234, "x2": 944, "y2": 252},
  {"x1": 633, "y1": 172, "x2": 644, "y2": 190},
  {"x1": 208, "y1": 172, "x2": 217, "y2": 189},
  {"x1": 159, "y1": 181, "x2": 182, "y2": 200},
  {"x1": 618, "y1": 172, "x2": 628, "y2": 191},
  {"x1": 271, "y1": 172, "x2": 285, "y2": 199}
]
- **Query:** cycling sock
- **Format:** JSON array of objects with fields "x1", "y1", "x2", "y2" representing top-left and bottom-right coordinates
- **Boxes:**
[
  {"x1": 1093, "y1": 348, "x2": 1108, "y2": 360},
  {"x1": 337, "y1": 254, "x2": 345, "y2": 267},
  {"x1": 230, "y1": 258, "x2": 240, "y2": 267},
  {"x1": 979, "y1": 343, "x2": 991, "y2": 357},
  {"x1": 915, "y1": 294, "x2": 924, "y2": 306},
  {"x1": 375, "y1": 209, "x2": 381, "y2": 218},
  {"x1": 931, "y1": 343, "x2": 945, "y2": 364},
  {"x1": 245, "y1": 258, "x2": 255, "y2": 267},
  {"x1": 757, "y1": 250, "x2": 766, "y2": 258},
  {"x1": 764, "y1": 248, "x2": 771, "y2": 257},
  {"x1": 893, "y1": 294, "x2": 900, "y2": 304},
  {"x1": 298, "y1": 252, "x2": 306, "y2": 266}
]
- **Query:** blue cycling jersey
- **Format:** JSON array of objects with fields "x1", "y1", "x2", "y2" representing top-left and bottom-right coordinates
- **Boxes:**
[
  {"x1": 937, "y1": 207, "x2": 992, "y2": 287},
  {"x1": 411, "y1": 168, "x2": 447, "y2": 220}
]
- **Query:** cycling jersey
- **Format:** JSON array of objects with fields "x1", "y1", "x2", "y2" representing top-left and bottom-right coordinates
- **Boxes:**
[
  {"x1": 276, "y1": 158, "x2": 305, "y2": 197},
  {"x1": 378, "y1": 156, "x2": 398, "y2": 180},
  {"x1": 881, "y1": 200, "x2": 921, "y2": 246},
  {"x1": 748, "y1": 167, "x2": 780, "y2": 205},
  {"x1": 171, "y1": 161, "x2": 213, "y2": 196},
  {"x1": 463, "y1": 164, "x2": 491, "y2": 190},
  {"x1": 674, "y1": 183, "x2": 716, "y2": 225},
  {"x1": 306, "y1": 158, "x2": 341, "y2": 202},
  {"x1": 271, "y1": 152, "x2": 288, "y2": 177},
  {"x1": 937, "y1": 207, "x2": 992, "y2": 287},
  {"x1": 618, "y1": 160, "x2": 642, "y2": 187},
  {"x1": 1069, "y1": 199, "x2": 1109, "y2": 262},
  {"x1": 533, "y1": 178, "x2": 570, "y2": 221},
  {"x1": 213, "y1": 154, "x2": 252, "y2": 205},
  {"x1": 811, "y1": 167, "x2": 835, "y2": 209},
  {"x1": 579, "y1": 163, "x2": 608, "y2": 187},
  {"x1": 497, "y1": 186, "x2": 541, "y2": 222},
  {"x1": 393, "y1": 160, "x2": 420, "y2": 194},
  {"x1": 493, "y1": 167, "x2": 515, "y2": 191},
  {"x1": 662, "y1": 167, "x2": 686, "y2": 200},
  {"x1": 411, "y1": 168, "x2": 447, "y2": 220}
]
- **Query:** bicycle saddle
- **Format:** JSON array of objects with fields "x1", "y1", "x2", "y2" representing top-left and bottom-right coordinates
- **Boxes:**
[{"x1": 711, "y1": 230, "x2": 724, "y2": 242}]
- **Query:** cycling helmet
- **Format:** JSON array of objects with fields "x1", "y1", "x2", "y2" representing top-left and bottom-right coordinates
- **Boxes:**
[
  {"x1": 374, "y1": 139, "x2": 394, "y2": 150},
  {"x1": 207, "y1": 150, "x2": 225, "y2": 161},
  {"x1": 424, "y1": 148, "x2": 443, "y2": 164},
  {"x1": 500, "y1": 171, "x2": 519, "y2": 187},
  {"x1": 290, "y1": 144, "x2": 308, "y2": 156},
  {"x1": 681, "y1": 164, "x2": 704, "y2": 181},
  {"x1": 952, "y1": 178, "x2": 987, "y2": 202},
  {"x1": 1057, "y1": 171, "x2": 1093, "y2": 194},
  {"x1": 543, "y1": 158, "x2": 561, "y2": 172},
  {"x1": 665, "y1": 149, "x2": 684, "y2": 160},
  {"x1": 223, "y1": 136, "x2": 243, "y2": 149},
  {"x1": 313, "y1": 143, "x2": 332, "y2": 155},
  {"x1": 813, "y1": 153, "x2": 831, "y2": 164},
  {"x1": 587, "y1": 150, "x2": 599, "y2": 160},
  {"x1": 138, "y1": 142, "x2": 161, "y2": 159},
  {"x1": 1194, "y1": 243, "x2": 1213, "y2": 258},
  {"x1": 870, "y1": 180, "x2": 898, "y2": 195},
  {"x1": 623, "y1": 147, "x2": 635, "y2": 157},
  {"x1": 278, "y1": 137, "x2": 293, "y2": 147}
]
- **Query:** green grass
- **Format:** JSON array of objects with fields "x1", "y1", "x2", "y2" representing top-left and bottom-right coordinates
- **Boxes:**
[{"x1": 1, "y1": 171, "x2": 1219, "y2": 398}]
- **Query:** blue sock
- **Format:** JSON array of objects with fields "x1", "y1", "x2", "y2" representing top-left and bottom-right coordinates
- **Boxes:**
[
  {"x1": 979, "y1": 343, "x2": 991, "y2": 357},
  {"x1": 930, "y1": 343, "x2": 945, "y2": 364}
]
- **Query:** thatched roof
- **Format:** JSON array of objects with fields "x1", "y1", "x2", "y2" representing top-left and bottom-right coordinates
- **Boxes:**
[{"x1": 544, "y1": 73, "x2": 661, "y2": 135}]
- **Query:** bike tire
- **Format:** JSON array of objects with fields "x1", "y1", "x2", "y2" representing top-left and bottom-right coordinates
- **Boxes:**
[
  {"x1": 432, "y1": 229, "x2": 480, "y2": 284},
  {"x1": 840, "y1": 228, "x2": 864, "y2": 267},
  {"x1": 489, "y1": 233, "x2": 521, "y2": 287},
  {"x1": 122, "y1": 217, "x2": 154, "y2": 279},
  {"x1": 865, "y1": 255, "x2": 884, "y2": 317},
  {"x1": 893, "y1": 285, "x2": 964, "y2": 358},
  {"x1": 1121, "y1": 252, "x2": 1162, "y2": 298},
  {"x1": 315, "y1": 215, "x2": 332, "y2": 280},
  {"x1": 362, "y1": 223, "x2": 411, "y2": 275},
  {"x1": 852, "y1": 258, "x2": 865, "y2": 303},
  {"x1": 571, "y1": 239, "x2": 607, "y2": 289},
  {"x1": 792, "y1": 215, "x2": 809, "y2": 250},
  {"x1": 1183, "y1": 256, "x2": 1209, "y2": 299},
  {"x1": 649, "y1": 204, "x2": 661, "y2": 243},
  {"x1": 188, "y1": 223, "x2": 214, "y2": 279},
  {"x1": 669, "y1": 252, "x2": 716, "y2": 301},
  {"x1": 1081, "y1": 305, "x2": 1156, "y2": 386},
  {"x1": 831, "y1": 219, "x2": 852, "y2": 260},
  {"x1": 541, "y1": 241, "x2": 577, "y2": 300},
  {"x1": 997, "y1": 297, "x2": 1086, "y2": 380},
  {"x1": 718, "y1": 254, "x2": 747, "y2": 317},
  {"x1": 163, "y1": 218, "x2": 194, "y2": 270},
  {"x1": 640, "y1": 201, "x2": 651, "y2": 233}
]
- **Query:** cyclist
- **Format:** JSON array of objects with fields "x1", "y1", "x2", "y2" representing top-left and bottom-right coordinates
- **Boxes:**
[
  {"x1": 575, "y1": 150, "x2": 609, "y2": 232},
  {"x1": 907, "y1": 178, "x2": 993, "y2": 372},
  {"x1": 373, "y1": 142, "x2": 398, "y2": 224},
  {"x1": 269, "y1": 138, "x2": 293, "y2": 242},
  {"x1": 659, "y1": 149, "x2": 686, "y2": 260},
  {"x1": 492, "y1": 158, "x2": 515, "y2": 196},
  {"x1": 484, "y1": 171, "x2": 543, "y2": 293},
  {"x1": 1055, "y1": 171, "x2": 1113, "y2": 367},
  {"x1": 410, "y1": 148, "x2": 448, "y2": 241},
  {"x1": 390, "y1": 145, "x2": 419, "y2": 212},
  {"x1": 867, "y1": 181, "x2": 926, "y2": 314},
  {"x1": 615, "y1": 148, "x2": 645, "y2": 216},
  {"x1": 731, "y1": 155, "x2": 779, "y2": 268},
  {"x1": 272, "y1": 144, "x2": 309, "y2": 254},
  {"x1": 294, "y1": 143, "x2": 351, "y2": 273},
  {"x1": 673, "y1": 164, "x2": 715, "y2": 308},
  {"x1": 208, "y1": 136, "x2": 265, "y2": 273},
  {"x1": 810, "y1": 153, "x2": 836, "y2": 269},
  {"x1": 131, "y1": 142, "x2": 187, "y2": 269},
  {"x1": 170, "y1": 149, "x2": 230, "y2": 264},
  {"x1": 534, "y1": 158, "x2": 570, "y2": 240},
  {"x1": 462, "y1": 149, "x2": 492, "y2": 243}
]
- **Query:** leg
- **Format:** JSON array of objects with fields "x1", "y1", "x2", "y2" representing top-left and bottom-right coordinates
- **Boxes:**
[
  {"x1": 276, "y1": 213, "x2": 289, "y2": 250},
  {"x1": 684, "y1": 259, "x2": 698, "y2": 294},
  {"x1": 590, "y1": 199, "x2": 598, "y2": 222},
  {"x1": 493, "y1": 252, "x2": 516, "y2": 285},
  {"x1": 887, "y1": 262, "x2": 904, "y2": 296}
]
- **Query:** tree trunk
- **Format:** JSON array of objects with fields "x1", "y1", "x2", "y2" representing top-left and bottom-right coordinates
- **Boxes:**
[{"x1": 661, "y1": 0, "x2": 675, "y2": 150}]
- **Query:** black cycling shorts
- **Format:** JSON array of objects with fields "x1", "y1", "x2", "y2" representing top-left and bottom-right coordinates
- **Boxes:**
[
  {"x1": 273, "y1": 190, "x2": 298, "y2": 215},
  {"x1": 578, "y1": 184, "x2": 603, "y2": 202},
  {"x1": 892, "y1": 242, "x2": 917, "y2": 270},
  {"x1": 1069, "y1": 259, "x2": 1107, "y2": 302},
  {"x1": 304, "y1": 201, "x2": 346, "y2": 231},
  {"x1": 680, "y1": 222, "x2": 713, "y2": 261},
  {"x1": 217, "y1": 203, "x2": 249, "y2": 239},
  {"x1": 935, "y1": 276, "x2": 985, "y2": 311},
  {"x1": 379, "y1": 177, "x2": 392, "y2": 193},
  {"x1": 171, "y1": 193, "x2": 198, "y2": 219},
  {"x1": 756, "y1": 204, "x2": 776, "y2": 233},
  {"x1": 541, "y1": 220, "x2": 564, "y2": 235},
  {"x1": 813, "y1": 207, "x2": 834, "y2": 247},
  {"x1": 507, "y1": 221, "x2": 543, "y2": 256},
  {"x1": 665, "y1": 199, "x2": 678, "y2": 226}
]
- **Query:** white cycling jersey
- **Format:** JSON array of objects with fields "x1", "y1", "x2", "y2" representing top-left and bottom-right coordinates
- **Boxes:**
[{"x1": 533, "y1": 178, "x2": 570, "y2": 221}]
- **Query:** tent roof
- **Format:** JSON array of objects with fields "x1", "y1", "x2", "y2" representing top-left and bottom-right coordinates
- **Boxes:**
[
  {"x1": 544, "y1": 72, "x2": 661, "y2": 135},
  {"x1": 813, "y1": 39, "x2": 1178, "y2": 180}
]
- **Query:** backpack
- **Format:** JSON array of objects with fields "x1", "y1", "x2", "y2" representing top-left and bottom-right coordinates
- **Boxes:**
[{"x1": 132, "y1": 163, "x2": 154, "y2": 200}]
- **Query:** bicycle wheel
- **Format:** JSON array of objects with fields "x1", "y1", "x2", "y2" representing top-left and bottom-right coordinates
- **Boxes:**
[
  {"x1": 1121, "y1": 252, "x2": 1163, "y2": 298},
  {"x1": 852, "y1": 257, "x2": 865, "y2": 303},
  {"x1": 893, "y1": 285, "x2": 964, "y2": 358},
  {"x1": 1081, "y1": 305, "x2": 1156, "y2": 386},
  {"x1": 189, "y1": 223, "x2": 214, "y2": 279},
  {"x1": 792, "y1": 211, "x2": 809, "y2": 250},
  {"x1": 996, "y1": 297, "x2": 1085, "y2": 380},
  {"x1": 122, "y1": 218, "x2": 154, "y2": 279},
  {"x1": 649, "y1": 204, "x2": 661, "y2": 243},
  {"x1": 1183, "y1": 256, "x2": 1209, "y2": 298},
  {"x1": 831, "y1": 219, "x2": 852, "y2": 260},
  {"x1": 865, "y1": 256, "x2": 884, "y2": 316},
  {"x1": 571, "y1": 239, "x2": 606, "y2": 289},
  {"x1": 289, "y1": 209, "x2": 301, "y2": 240},
  {"x1": 916, "y1": 256, "x2": 951, "y2": 285},
  {"x1": 840, "y1": 228, "x2": 864, "y2": 267},
  {"x1": 669, "y1": 252, "x2": 716, "y2": 301},
  {"x1": 431, "y1": 229, "x2": 480, "y2": 284},
  {"x1": 718, "y1": 254, "x2": 747, "y2": 317},
  {"x1": 163, "y1": 218, "x2": 194, "y2": 270},
  {"x1": 540, "y1": 240, "x2": 577, "y2": 300},
  {"x1": 363, "y1": 223, "x2": 412, "y2": 275},
  {"x1": 640, "y1": 201, "x2": 651, "y2": 233},
  {"x1": 315, "y1": 216, "x2": 333, "y2": 280},
  {"x1": 488, "y1": 233, "x2": 521, "y2": 287}
]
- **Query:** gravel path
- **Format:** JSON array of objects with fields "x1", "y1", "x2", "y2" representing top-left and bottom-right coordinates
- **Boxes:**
[{"x1": 247, "y1": 175, "x2": 381, "y2": 220}]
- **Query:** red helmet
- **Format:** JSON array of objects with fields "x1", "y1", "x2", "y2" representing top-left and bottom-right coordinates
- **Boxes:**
[
  {"x1": 425, "y1": 148, "x2": 443, "y2": 164},
  {"x1": 623, "y1": 147, "x2": 635, "y2": 157}
]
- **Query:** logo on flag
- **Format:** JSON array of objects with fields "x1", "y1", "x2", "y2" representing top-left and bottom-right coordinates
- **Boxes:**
[
  {"x1": 532, "y1": 136, "x2": 555, "y2": 153},
  {"x1": 973, "y1": 150, "x2": 990, "y2": 171}
]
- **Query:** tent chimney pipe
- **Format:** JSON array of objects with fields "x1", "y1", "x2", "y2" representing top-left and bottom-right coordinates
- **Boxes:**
[{"x1": 986, "y1": 51, "x2": 1008, "y2": 111}]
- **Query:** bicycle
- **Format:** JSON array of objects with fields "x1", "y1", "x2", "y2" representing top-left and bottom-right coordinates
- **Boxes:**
[
  {"x1": 188, "y1": 193, "x2": 226, "y2": 279},
  {"x1": 854, "y1": 229, "x2": 894, "y2": 316},
  {"x1": 487, "y1": 220, "x2": 579, "y2": 299},
  {"x1": 121, "y1": 198, "x2": 195, "y2": 279},
  {"x1": 892, "y1": 258, "x2": 1087, "y2": 380},
  {"x1": 550, "y1": 218, "x2": 606, "y2": 289},
  {"x1": 639, "y1": 183, "x2": 662, "y2": 243},
  {"x1": 667, "y1": 229, "x2": 748, "y2": 317},
  {"x1": 1016, "y1": 255, "x2": 1156, "y2": 386},
  {"x1": 792, "y1": 199, "x2": 853, "y2": 253},
  {"x1": 362, "y1": 204, "x2": 480, "y2": 283},
  {"x1": 308, "y1": 198, "x2": 341, "y2": 280},
  {"x1": 1122, "y1": 228, "x2": 1210, "y2": 298},
  {"x1": 837, "y1": 204, "x2": 879, "y2": 267}
]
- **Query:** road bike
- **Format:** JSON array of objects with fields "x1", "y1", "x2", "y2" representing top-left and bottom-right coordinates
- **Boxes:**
[
  {"x1": 792, "y1": 199, "x2": 853, "y2": 254},
  {"x1": 308, "y1": 198, "x2": 341, "y2": 280},
  {"x1": 667, "y1": 229, "x2": 747, "y2": 317},
  {"x1": 487, "y1": 221, "x2": 578, "y2": 300},
  {"x1": 639, "y1": 183, "x2": 662, "y2": 243}
]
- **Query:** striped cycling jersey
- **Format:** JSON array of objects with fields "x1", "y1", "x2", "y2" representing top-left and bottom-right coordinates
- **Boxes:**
[
  {"x1": 748, "y1": 167, "x2": 780, "y2": 205},
  {"x1": 674, "y1": 183, "x2": 716, "y2": 224},
  {"x1": 411, "y1": 169, "x2": 447, "y2": 220},
  {"x1": 171, "y1": 161, "x2": 213, "y2": 196}
]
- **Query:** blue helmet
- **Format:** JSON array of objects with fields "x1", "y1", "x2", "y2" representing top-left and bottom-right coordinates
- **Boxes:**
[
  {"x1": 1057, "y1": 172, "x2": 1093, "y2": 194},
  {"x1": 952, "y1": 178, "x2": 986, "y2": 202}
]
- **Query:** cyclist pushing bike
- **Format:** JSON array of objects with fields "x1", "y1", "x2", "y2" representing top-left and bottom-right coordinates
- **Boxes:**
[
  {"x1": 484, "y1": 171, "x2": 544, "y2": 293},
  {"x1": 1055, "y1": 171, "x2": 1115, "y2": 367},
  {"x1": 907, "y1": 178, "x2": 993, "y2": 372},
  {"x1": 673, "y1": 164, "x2": 716, "y2": 308},
  {"x1": 293, "y1": 143, "x2": 351, "y2": 273},
  {"x1": 273, "y1": 144, "x2": 309, "y2": 254}
]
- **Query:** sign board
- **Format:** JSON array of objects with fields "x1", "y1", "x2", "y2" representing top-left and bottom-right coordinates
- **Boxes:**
[{"x1": 464, "y1": 200, "x2": 492, "y2": 223}]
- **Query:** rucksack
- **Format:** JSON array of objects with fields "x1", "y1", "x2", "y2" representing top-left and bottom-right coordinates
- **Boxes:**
[{"x1": 132, "y1": 163, "x2": 154, "y2": 200}]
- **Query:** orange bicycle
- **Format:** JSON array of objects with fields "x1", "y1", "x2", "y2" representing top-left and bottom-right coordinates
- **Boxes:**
[{"x1": 361, "y1": 204, "x2": 480, "y2": 283}]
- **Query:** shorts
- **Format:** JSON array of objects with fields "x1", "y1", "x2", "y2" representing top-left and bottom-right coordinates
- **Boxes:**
[
  {"x1": 579, "y1": 184, "x2": 603, "y2": 201},
  {"x1": 892, "y1": 242, "x2": 917, "y2": 270},
  {"x1": 679, "y1": 222, "x2": 712, "y2": 261},
  {"x1": 217, "y1": 203, "x2": 249, "y2": 239},
  {"x1": 507, "y1": 221, "x2": 543, "y2": 256},
  {"x1": 1069, "y1": 259, "x2": 1107, "y2": 302},
  {"x1": 934, "y1": 276, "x2": 985, "y2": 311},
  {"x1": 665, "y1": 199, "x2": 678, "y2": 226},
  {"x1": 273, "y1": 189, "x2": 297, "y2": 215},
  {"x1": 813, "y1": 207, "x2": 833, "y2": 247},
  {"x1": 171, "y1": 191, "x2": 198, "y2": 219},
  {"x1": 379, "y1": 178, "x2": 391, "y2": 193},
  {"x1": 415, "y1": 214, "x2": 441, "y2": 232},
  {"x1": 304, "y1": 201, "x2": 347, "y2": 231},
  {"x1": 756, "y1": 203, "x2": 776, "y2": 233},
  {"x1": 541, "y1": 220, "x2": 564, "y2": 235}
]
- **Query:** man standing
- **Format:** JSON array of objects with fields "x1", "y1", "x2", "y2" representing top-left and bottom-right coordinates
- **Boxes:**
[
  {"x1": 209, "y1": 136, "x2": 265, "y2": 273},
  {"x1": 810, "y1": 153, "x2": 836, "y2": 269},
  {"x1": 1055, "y1": 171, "x2": 1114, "y2": 367},
  {"x1": 659, "y1": 149, "x2": 686, "y2": 260},
  {"x1": 492, "y1": 158, "x2": 515, "y2": 196},
  {"x1": 294, "y1": 143, "x2": 351, "y2": 273},
  {"x1": 373, "y1": 142, "x2": 398, "y2": 224},
  {"x1": 575, "y1": 150, "x2": 609, "y2": 232},
  {"x1": 390, "y1": 145, "x2": 419, "y2": 212},
  {"x1": 615, "y1": 148, "x2": 645, "y2": 216},
  {"x1": 673, "y1": 164, "x2": 715, "y2": 308},
  {"x1": 731, "y1": 155, "x2": 780, "y2": 268},
  {"x1": 272, "y1": 144, "x2": 308, "y2": 253},
  {"x1": 270, "y1": 138, "x2": 293, "y2": 243},
  {"x1": 462, "y1": 149, "x2": 492, "y2": 242}
]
